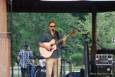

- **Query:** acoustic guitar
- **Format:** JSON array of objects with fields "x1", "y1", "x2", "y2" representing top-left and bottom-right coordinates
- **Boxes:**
[{"x1": 39, "y1": 30, "x2": 76, "y2": 58}]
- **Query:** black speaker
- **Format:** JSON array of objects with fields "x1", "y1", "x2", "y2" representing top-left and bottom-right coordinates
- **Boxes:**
[
  {"x1": 80, "y1": 68, "x2": 84, "y2": 77},
  {"x1": 96, "y1": 65, "x2": 112, "y2": 73},
  {"x1": 65, "y1": 72, "x2": 80, "y2": 77},
  {"x1": 91, "y1": 74, "x2": 112, "y2": 77}
]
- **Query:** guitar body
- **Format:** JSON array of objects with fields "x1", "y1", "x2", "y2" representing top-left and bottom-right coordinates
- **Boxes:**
[{"x1": 39, "y1": 39, "x2": 57, "y2": 58}]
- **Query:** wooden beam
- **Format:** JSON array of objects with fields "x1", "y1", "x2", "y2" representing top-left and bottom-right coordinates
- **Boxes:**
[{"x1": 7, "y1": 1, "x2": 115, "y2": 12}]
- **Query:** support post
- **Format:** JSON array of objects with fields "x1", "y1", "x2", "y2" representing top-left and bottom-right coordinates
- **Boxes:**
[
  {"x1": 90, "y1": 12, "x2": 97, "y2": 76},
  {"x1": 0, "y1": 0, "x2": 10, "y2": 77}
]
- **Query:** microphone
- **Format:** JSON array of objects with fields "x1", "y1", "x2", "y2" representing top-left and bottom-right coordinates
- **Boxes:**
[{"x1": 52, "y1": 29, "x2": 55, "y2": 32}]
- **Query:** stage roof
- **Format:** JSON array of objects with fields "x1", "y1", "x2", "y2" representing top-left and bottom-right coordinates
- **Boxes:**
[{"x1": 7, "y1": 1, "x2": 115, "y2": 12}]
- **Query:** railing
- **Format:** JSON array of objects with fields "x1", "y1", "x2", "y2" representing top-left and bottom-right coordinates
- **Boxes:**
[{"x1": 10, "y1": 60, "x2": 81, "y2": 77}]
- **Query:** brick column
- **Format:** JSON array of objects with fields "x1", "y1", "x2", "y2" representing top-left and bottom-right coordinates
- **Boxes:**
[{"x1": 0, "y1": 0, "x2": 10, "y2": 77}]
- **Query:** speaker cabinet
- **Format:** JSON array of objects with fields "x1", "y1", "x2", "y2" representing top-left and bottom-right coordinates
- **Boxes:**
[{"x1": 65, "y1": 72, "x2": 80, "y2": 77}]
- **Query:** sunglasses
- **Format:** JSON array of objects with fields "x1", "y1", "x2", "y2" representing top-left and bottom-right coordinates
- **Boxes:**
[{"x1": 49, "y1": 26, "x2": 55, "y2": 27}]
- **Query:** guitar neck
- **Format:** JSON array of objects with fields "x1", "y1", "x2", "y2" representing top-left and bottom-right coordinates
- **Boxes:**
[
  {"x1": 55, "y1": 30, "x2": 75, "y2": 44},
  {"x1": 56, "y1": 34, "x2": 69, "y2": 44}
]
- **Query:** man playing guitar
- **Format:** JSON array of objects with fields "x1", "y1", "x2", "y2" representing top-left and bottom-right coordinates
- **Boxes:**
[{"x1": 38, "y1": 19, "x2": 67, "y2": 77}]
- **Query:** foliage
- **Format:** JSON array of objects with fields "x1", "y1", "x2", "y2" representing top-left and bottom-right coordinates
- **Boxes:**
[
  {"x1": 97, "y1": 12, "x2": 115, "y2": 48},
  {"x1": 8, "y1": 12, "x2": 115, "y2": 66}
]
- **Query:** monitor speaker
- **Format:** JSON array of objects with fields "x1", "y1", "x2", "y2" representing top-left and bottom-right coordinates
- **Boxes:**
[
  {"x1": 65, "y1": 68, "x2": 84, "y2": 77},
  {"x1": 65, "y1": 72, "x2": 80, "y2": 77}
]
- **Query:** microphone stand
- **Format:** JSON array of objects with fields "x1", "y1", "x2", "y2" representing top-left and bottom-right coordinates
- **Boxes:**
[
  {"x1": 82, "y1": 33, "x2": 90, "y2": 77},
  {"x1": 71, "y1": 25, "x2": 90, "y2": 77}
]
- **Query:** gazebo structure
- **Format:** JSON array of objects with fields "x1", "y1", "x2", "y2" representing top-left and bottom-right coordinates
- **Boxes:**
[{"x1": 0, "y1": 0, "x2": 115, "y2": 77}]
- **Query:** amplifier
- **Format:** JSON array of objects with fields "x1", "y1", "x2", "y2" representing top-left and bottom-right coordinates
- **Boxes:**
[
  {"x1": 96, "y1": 65, "x2": 112, "y2": 73},
  {"x1": 65, "y1": 72, "x2": 80, "y2": 77},
  {"x1": 95, "y1": 54, "x2": 113, "y2": 65},
  {"x1": 90, "y1": 74, "x2": 112, "y2": 77}
]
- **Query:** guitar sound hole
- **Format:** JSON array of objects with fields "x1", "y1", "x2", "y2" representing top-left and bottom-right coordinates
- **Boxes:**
[
  {"x1": 50, "y1": 48, "x2": 52, "y2": 51},
  {"x1": 51, "y1": 44, "x2": 53, "y2": 46}
]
